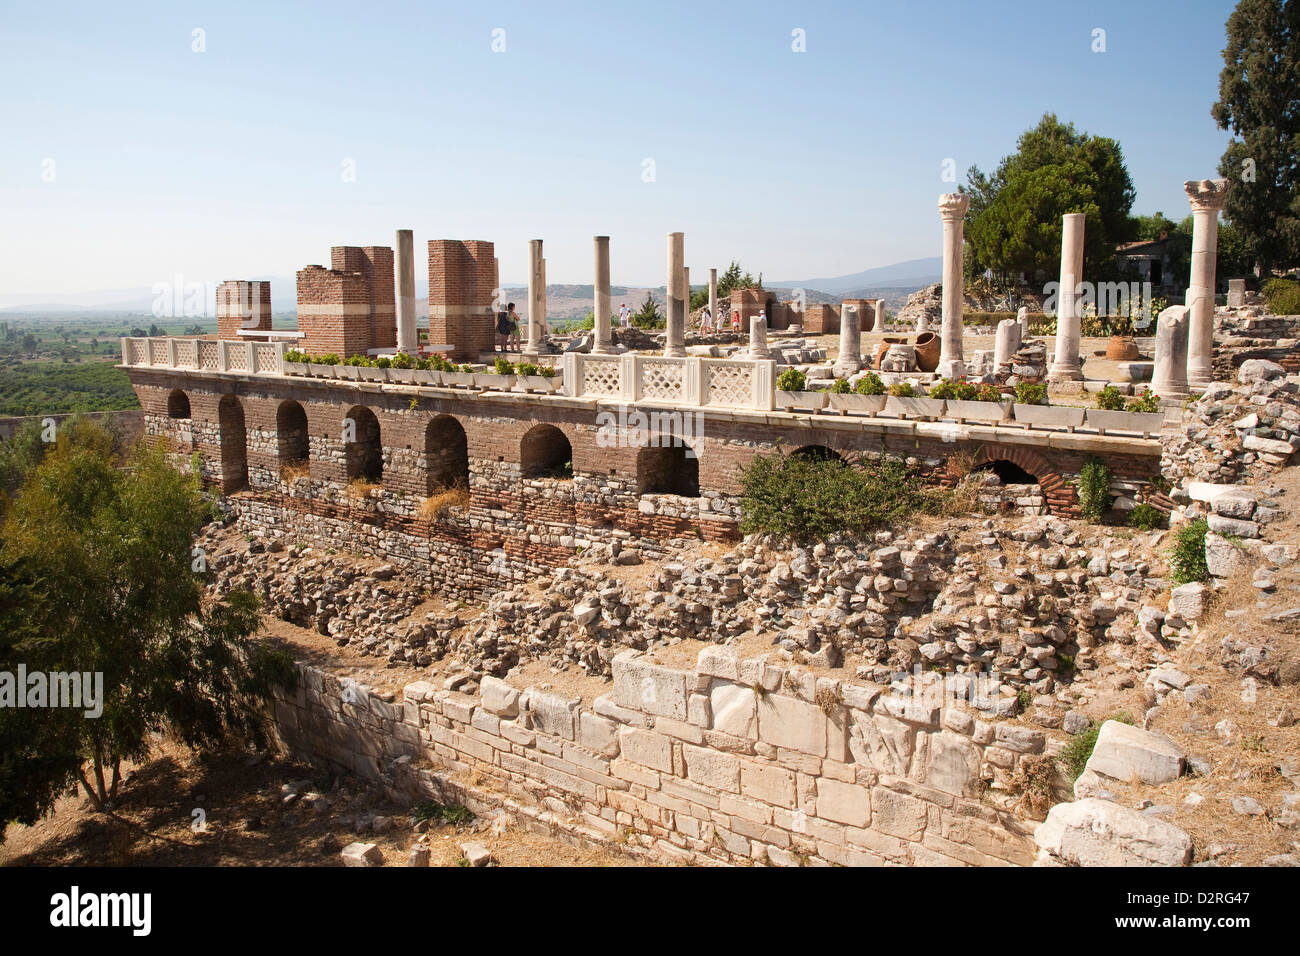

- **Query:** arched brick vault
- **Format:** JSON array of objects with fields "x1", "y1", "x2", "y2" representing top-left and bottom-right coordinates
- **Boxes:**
[{"x1": 952, "y1": 445, "x2": 1080, "y2": 517}]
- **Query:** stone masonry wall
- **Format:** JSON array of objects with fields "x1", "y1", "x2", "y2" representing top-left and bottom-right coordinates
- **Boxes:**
[{"x1": 270, "y1": 645, "x2": 1041, "y2": 866}]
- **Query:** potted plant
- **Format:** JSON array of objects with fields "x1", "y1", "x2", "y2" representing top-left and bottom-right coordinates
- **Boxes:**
[
  {"x1": 335, "y1": 354, "x2": 364, "y2": 380},
  {"x1": 774, "y1": 368, "x2": 827, "y2": 412},
  {"x1": 884, "y1": 380, "x2": 945, "y2": 419},
  {"x1": 440, "y1": 361, "x2": 477, "y2": 389},
  {"x1": 475, "y1": 356, "x2": 517, "y2": 391},
  {"x1": 412, "y1": 356, "x2": 442, "y2": 386},
  {"x1": 388, "y1": 351, "x2": 417, "y2": 384},
  {"x1": 514, "y1": 361, "x2": 562, "y2": 393},
  {"x1": 827, "y1": 371, "x2": 887, "y2": 415},
  {"x1": 282, "y1": 348, "x2": 310, "y2": 376},
  {"x1": 356, "y1": 356, "x2": 388, "y2": 381},
  {"x1": 311, "y1": 353, "x2": 340, "y2": 378},
  {"x1": 935, "y1": 378, "x2": 1010, "y2": 423}
]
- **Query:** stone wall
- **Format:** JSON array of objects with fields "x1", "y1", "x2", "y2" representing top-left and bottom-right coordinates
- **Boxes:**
[{"x1": 270, "y1": 646, "x2": 1041, "y2": 866}]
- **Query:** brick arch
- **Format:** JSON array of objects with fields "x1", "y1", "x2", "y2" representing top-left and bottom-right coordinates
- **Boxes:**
[{"x1": 957, "y1": 444, "x2": 1079, "y2": 517}]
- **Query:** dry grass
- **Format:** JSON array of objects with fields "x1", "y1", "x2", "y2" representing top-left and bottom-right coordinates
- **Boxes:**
[
  {"x1": 345, "y1": 478, "x2": 383, "y2": 500},
  {"x1": 279, "y1": 460, "x2": 310, "y2": 482},
  {"x1": 419, "y1": 484, "x2": 470, "y2": 520}
]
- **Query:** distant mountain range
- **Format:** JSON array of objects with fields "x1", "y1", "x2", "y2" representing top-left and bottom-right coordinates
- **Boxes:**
[{"x1": 0, "y1": 258, "x2": 941, "y2": 319}]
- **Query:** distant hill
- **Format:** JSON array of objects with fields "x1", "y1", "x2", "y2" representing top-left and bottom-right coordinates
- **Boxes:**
[{"x1": 766, "y1": 257, "x2": 941, "y2": 295}]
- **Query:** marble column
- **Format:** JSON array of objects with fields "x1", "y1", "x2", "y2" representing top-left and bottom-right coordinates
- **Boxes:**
[
  {"x1": 994, "y1": 318, "x2": 1021, "y2": 369},
  {"x1": 748, "y1": 313, "x2": 773, "y2": 360},
  {"x1": 708, "y1": 268, "x2": 718, "y2": 327},
  {"x1": 872, "y1": 300, "x2": 886, "y2": 333},
  {"x1": 665, "y1": 232, "x2": 686, "y2": 357},
  {"x1": 1184, "y1": 178, "x2": 1229, "y2": 389},
  {"x1": 834, "y1": 305, "x2": 862, "y2": 375},
  {"x1": 395, "y1": 228, "x2": 416, "y2": 354},
  {"x1": 1048, "y1": 212, "x2": 1086, "y2": 381},
  {"x1": 592, "y1": 235, "x2": 612, "y2": 353},
  {"x1": 1017, "y1": 306, "x2": 1031, "y2": 340},
  {"x1": 937, "y1": 192, "x2": 971, "y2": 379},
  {"x1": 683, "y1": 266, "x2": 691, "y2": 325},
  {"x1": 525, "y1": 239, "x2": 544, "y2": 356},
  {"x1": 1151, "y1": 305, "x2": 1190, "y2": 399}
]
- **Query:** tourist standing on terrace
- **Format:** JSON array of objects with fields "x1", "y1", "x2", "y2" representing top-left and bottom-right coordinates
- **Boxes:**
[{"x1": 507, "y1": 302, "x2": 521, "y2": 351}]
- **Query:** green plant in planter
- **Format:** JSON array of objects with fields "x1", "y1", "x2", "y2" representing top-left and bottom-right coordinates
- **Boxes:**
[
  {"x1": 830, "y1": 378, "x2": 851, "y2": 394},
  {"x1": 1125, "y1": 387, "x2": 1160, "y2": 413},
  {"x1": 929, "y1": 379, "x2": 978, "y2": 400},
  {"x1": 537, "y1": 366, "x2": 556, "y2": 378},
  {"x1": 1077, "y1": 456, "x2": 1112, "y2": 523},
  {"x1": 887, "y1": 382, "x2": 915, "y2": 397},
  {"x1": 974, "y1": 383, "x2": 1003, "y2": 403},
  {"x1": 494, "y1": 357, "x2": 514, "y2": 375},
  {"x1": 345, "y1": 354, "x2": 367, "y2": 366},
  {"x1": 1095, "y1": 385, "x2": 1125, "y2": 410},
  {"x1": 1014, "y1": 382, "x2": 1048, "y2": 405},
  {"x1": 316, "y1": 353, "x2": 340, "y2": 365},
  {"x1": 284, "y1": 348, "x2": 309, "y2": 363},
  {"x1": 776, "y1": 368, "x2": 807, "y2": 391},
  {"x1": 855, "y1": 372, "x2": 884, "y2": 395},
  {"x1": 374, "y1": 355, "x2": 392, "y2": 369},
  {"x1": 392, "y1": 352, "x2": 414, "y2": 369},
  {"x1": 515, "y1": 362, "x2": 541, "y2": 376},
  {"x1": 414, "y1": 357, "x2": 431, "y2": 371}
]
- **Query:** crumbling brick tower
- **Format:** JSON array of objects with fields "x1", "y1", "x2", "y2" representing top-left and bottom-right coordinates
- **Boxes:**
[
  {"x1": 296, "y1": 245, "x2": 395, "y2": 358},
  {"x1": 216, "y1": 280, "x2": 272, "y2": 339},
  {"x1": 428, "y1": 240, "x2": 496, "y2": 361}
]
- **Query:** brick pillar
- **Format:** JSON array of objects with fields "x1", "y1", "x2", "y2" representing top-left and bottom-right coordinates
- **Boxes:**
[
  {"x1": 216, "y1": 280, "x2": 271, "y2": 339},
  {"x1": 428, "y1": 240, "x2": 495, "y2": 362},
  {"x1": 297, "y1": 266, "x2": 370, "y2": 357}
]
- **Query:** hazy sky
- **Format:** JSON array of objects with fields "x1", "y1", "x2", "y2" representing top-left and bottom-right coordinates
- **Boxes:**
[{"x1": 1, "y1": 0, "x2": 1240, "y2": 298}]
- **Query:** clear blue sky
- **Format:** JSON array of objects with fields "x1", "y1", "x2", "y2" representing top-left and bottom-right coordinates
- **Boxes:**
[{"x1": 0, "y1": 0, "x2": 1240, "y2": 299}]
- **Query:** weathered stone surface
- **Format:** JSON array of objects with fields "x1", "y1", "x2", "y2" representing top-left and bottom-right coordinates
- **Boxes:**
[
  {"x1": 617, "y1": 727, "x2": 673, "y2": 772},
  {"x1": 1084, "y1": 721, "x2": 1184, "y2": 785},
  {"x1": 757, "y1": 693, "x2": 827, "y2": 757},
  {"x1": 1237, "y1": 359, "x2": 1286, "y2": 383},
  {"x1": 816, "y1": 777, "x2": 872, "y2": 828},
  {"x1": 480, "y1": 675, "x2": 520, "y2": 718},
  {"x1": 612, "y1": 653, "x2": 688, "y2": 719},
  {"x1": 683, "y1": 744, "x2": 740, "y2": 792},
  {"x1": 341, "y1": 842, "x2": 383, "y2": 867},
  {"x1": 1035, "y1": 798, "x2": 1193, "y2": 866},
  {"x1": 460, "y1": 841, "x2": 493, "y2": 866},
  {"x1": 1205, "y1": 532, "x2": 1252, "y2": 578},
  {"x1": 924, "y1": 729, "x2": 981, "y2": 796},
  {"x1": 709, "y1": 681, "x2": 757, "y2": 738},
  {"x1": 871, "y1": 788, "x2": 928, "y2": 841},
  {"x1": 1169, "y1": 582, "x2": 1209, "y2": 621}
]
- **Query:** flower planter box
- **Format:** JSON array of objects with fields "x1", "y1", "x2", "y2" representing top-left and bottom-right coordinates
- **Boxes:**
[
  {"x1": 440, "y1": 371, "x2": 477, "y2": 389},
  {"x1": 775, "y1": 390, "x2": 828, "y2": 412},
  {"x1": 282, "y1": 360, "x2": 309, "y2": 376},
  {"x1": 943, "y1": 399, "x2": 1011, "y2": 424},
  {"x1": 1012, "y1": 403, "x2": 1085, "y2": 431},
  {"x1": 884, "y1": 396, "x2": 946, "y2": 420},
  {"x1": 334, "y1": 365, "x2": 361, "y2": 380},
  {"x1": 356, "y1": 367, "x2": 387, "y2": 382},
  {"x1": 1083, "y1": 409, "x2": 1166, "y2": 438},
  {"x1": 387, "y1": 368, "x2": 418, "y2": 385},
  {"x1": 310, "y1": 364, "x2": 338, "y2": 378},
  {"x1": 474, "y1": 373, "x2": 516, "y2": 391},
  {"x1": 826, "y1": 393, "x2": 888, "y2": 416},
  {"x1": 516, "y1": 374, "x2": 562, "y2": 394},
  {"x1": 412, "y1": 369, "x2": 443, "y2": 386}
]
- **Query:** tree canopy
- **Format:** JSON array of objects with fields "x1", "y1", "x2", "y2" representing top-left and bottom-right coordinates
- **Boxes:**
[
  {"x1": 965, "y1": 113, "x2": 1136, "y2": 283},
  {"x1": 1212, "y1": 0, "x2": 1300, "y2": 273},
  {"x1": 0, "y1": 420, "x2": 294, "y2": 840}
]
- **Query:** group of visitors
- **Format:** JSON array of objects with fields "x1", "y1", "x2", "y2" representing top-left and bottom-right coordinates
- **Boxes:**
[{"x1": 697, "y1": 307, "x2": 745, "y2": 334}]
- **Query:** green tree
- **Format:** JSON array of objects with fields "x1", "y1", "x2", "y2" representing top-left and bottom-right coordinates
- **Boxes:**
[
  {"x1": 1212, "y1": 0, "x2": 1300, "y2": 274},
  {"x1": 631, "y1": 292, "x2": 664, "y2": 329},
  {"x1": 716, "y1": 261, "x2": 759, "y2": 297},
  {"x1": 965, "y1": 114, "x2": 1136, "y2": 280},
  {"x1": 0, "y1": 422, "x2": 294, "y2": 838}
]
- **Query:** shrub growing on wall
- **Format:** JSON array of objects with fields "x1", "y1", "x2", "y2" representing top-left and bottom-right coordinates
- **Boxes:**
[
  {"x1": 1077, "y1": 456, "x2": 1112, "y2": 523},
  {"x1": 1170, "y1": 518, "x2": 1210, "y2": 584}
]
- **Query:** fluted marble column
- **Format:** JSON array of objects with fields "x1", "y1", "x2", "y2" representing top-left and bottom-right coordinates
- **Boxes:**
[
  {"x1": 665, "y1": 232, "x2": 686, "y2": 357},
  {"x1": 525, "y1": 239, "x2": 544, "y2": 356},
  {"x1": 937, "y1": 192, "x2": 971, "y2": 379},
  {"x1": 592, "y1": 236, "x2": 612, "y2": 353},
  {"x1": 1049, "y1": 213, "x2": 1086, "y2": 381},
  {"x1": 396, "y1": 229, "x2": 416, "y2": 353},
  {"x1": 1184, "y1": 178, "x2": 1229, "y2": 389}
]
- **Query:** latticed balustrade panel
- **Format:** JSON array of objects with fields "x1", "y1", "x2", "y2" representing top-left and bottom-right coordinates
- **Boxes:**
[
  {"x1": 704, "y1": 363, "x2": 754, "y2": 407},
  {"x1": 639, "y1": 359, "x2": 685, "y2": 402}
]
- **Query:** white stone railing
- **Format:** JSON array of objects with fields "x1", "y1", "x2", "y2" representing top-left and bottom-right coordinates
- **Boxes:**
[
  {"x1": 562, "y1": 352, "x2": 777, "y2": 410},
  {"x1": 120, "y1": 337, "x2": 288, "y2": 376}
]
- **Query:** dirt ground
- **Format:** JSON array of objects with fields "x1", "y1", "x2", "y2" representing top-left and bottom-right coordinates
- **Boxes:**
[{"x1": 0, "y1": 741, "x2": 641, "y2": 868}]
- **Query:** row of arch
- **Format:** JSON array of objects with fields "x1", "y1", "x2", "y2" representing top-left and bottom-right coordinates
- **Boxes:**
[{"x1": 169, "y1": 389, "x2": 703, "y2": 498}]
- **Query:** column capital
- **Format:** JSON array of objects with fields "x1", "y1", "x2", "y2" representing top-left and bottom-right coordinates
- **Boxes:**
[
  {"x1": 1184, "y1": 178, "x2": 1229, "y2": 212},
  {"x1": 938, "y1": 192, "x2": 970, "y2": 220}
]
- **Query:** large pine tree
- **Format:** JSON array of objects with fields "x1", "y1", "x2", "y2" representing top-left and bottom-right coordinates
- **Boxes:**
[{"x1": 1212, "y1": 0, "x2": 1300, "y2": 274}]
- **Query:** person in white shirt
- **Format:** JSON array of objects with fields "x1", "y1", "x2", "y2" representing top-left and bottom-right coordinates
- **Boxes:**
[
  {"x1": 700, "y1": 307, "x2": 712, "y2": 333},
  {"x1": 618, "y1": 303, "x2": 629, "y2": 328}
]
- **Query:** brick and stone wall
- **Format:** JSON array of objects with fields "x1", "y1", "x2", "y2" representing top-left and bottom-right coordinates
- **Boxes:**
[
  {"x1": 428, "y1": 240, "x2": 496, "y2": 361},
  {"x1": 270, "y1": 646, "x2": 1041, "y2": 866},
  {"x1": 217, "y1": 280, "x2": 272, "y2": 340},
  {"x1": 803, "y1": 304, "x2": 840, "y2": 335}
]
